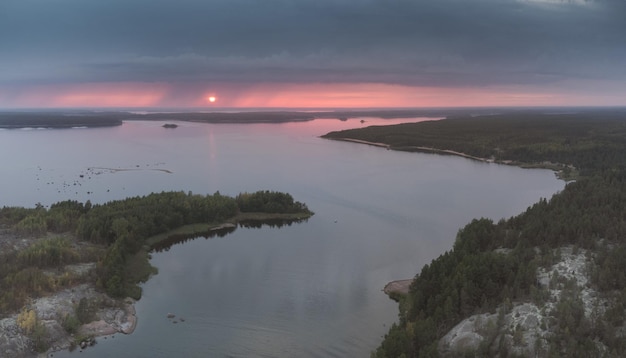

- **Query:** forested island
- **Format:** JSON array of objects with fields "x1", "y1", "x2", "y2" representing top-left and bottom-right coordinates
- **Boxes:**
[
  {"x1": 0, "y1": 190, "x2": 312, "y2": 355},
  {"x1": 324, "y1": 111, "x2": 626, "y2": 357},
  {"x1": 0, "y1": 109, "x2": 452, "y2": 129},
  {"x1": 2, "y1": 107, "x2": 605, "y2": 129},
  {"x1": 0, "y1": 113, "x2": 123, "y2": 129}
]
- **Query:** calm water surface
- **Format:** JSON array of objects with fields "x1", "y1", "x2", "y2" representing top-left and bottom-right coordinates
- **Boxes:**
[{"x1": 0, "y1": 117, "x2": 565, "y2": 357}]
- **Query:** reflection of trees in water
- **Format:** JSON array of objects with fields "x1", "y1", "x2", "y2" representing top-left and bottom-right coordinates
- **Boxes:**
[
  {"x1": 150, "y1": 218, "x2": 308, "y2": 252},
  {"x1": 238, "y1": 218, "x2": 307, "y2": 229},
  {"x1": 151, "y1": 226, "x2": 236, "y2": 252}
]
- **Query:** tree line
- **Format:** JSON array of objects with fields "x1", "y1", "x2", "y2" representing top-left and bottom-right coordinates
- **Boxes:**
[
  {"x1": 0, "y1": 190, "x2": 312, "y2": 314},
  {"x1": 338, "y1": 113, "x2": 626, "y2": 357},
  {"x1": 323, "y1": 112, "x2": 626, "y2": 177}
]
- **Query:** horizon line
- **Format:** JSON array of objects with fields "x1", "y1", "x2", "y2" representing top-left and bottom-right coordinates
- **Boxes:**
[{"x1": 2, "y1": 105, "x2": 626, "y2": 112}]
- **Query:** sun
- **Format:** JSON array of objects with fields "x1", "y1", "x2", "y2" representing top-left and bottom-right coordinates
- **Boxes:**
[{"x1": 208, "y1": 96, "x2": 216, "y2": 103}]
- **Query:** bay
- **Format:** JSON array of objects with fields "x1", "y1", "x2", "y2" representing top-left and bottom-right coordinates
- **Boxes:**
[{"x1": 0, "y1": 117, "x2": 564, "y2": 357}]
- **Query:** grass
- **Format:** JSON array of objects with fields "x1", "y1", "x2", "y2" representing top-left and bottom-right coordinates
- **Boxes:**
[
  {"x1": 144, "y1": 223, "x2": 212, "y2": 248},
  {"x1": 144, "y1": 211, "x2": 313, "y2": 248}
]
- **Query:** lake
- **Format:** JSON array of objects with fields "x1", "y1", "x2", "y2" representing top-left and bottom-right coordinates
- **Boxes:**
[{"x1": 0, "y1": 117, "x2": 565, "y2": 357}]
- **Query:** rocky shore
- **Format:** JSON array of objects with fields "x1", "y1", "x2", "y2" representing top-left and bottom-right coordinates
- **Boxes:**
[
  {"x1": 0, "y1": 226, "x2": 138, "y2": 358},
  {"x1": 0, "y1": 284, "x2": 137, "y2": 358},
  {"x1": 383, "y1": 246, "x2": 606, "y2": 357},
  {"x1": 383, "y1": 279, "x2": 412, "y2": 298}
]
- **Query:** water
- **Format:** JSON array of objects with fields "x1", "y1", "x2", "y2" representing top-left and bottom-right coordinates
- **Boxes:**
[{"x1": 0, "y1": 117, "x2": 564, "y2": 357}]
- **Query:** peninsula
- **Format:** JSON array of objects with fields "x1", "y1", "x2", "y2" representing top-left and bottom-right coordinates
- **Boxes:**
[
  {"x1": 323, "y1": 111, "x2": 626, "y2": 357},
  {"x1": 0, "y1": 190, "x2": 313, "y2": 357}
]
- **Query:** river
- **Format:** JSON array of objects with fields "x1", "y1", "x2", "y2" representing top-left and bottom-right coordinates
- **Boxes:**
[{"x1": 0, "y1": 116, "x2": 564, "y2": 357}]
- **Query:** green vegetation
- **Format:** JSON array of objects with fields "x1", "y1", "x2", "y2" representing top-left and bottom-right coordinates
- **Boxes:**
[
  {"x1": 0, "y1": 112, "x2": 122, "y2": 129},
  {"x1": 17, "y1": 236, "x2": 81, "y2": 267},
  {"x1": 323, "y1": 111, "x2": 626, "y2": 178},
  {"x1": 0, "y1": 234, "x2": 98, "y2": 313},
  {"x1": 322, "y1": 112, "x2": 626, "y2": 357},
  {"x1": 17, "y1": 308, "x2": 49, "y2": 352},
  {"x1": 61, "y1": 311, "x2": 81, "y2": 335},
  {"x1": 0, "y1": 108, "x2": 486, "y2": 129},
  {"x1": 236, "y1": 191, "x2": 309, "y2": 213},
  {"x1": 0, "y1": 190, "x2": 312, "y2": 315}
]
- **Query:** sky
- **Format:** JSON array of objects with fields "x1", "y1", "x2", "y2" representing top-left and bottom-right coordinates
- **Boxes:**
[{"x1": 0, "y1": 0, "x2": 625, "y2": 108}]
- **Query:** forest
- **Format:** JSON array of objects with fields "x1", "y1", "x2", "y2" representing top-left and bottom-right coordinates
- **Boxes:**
[
  {"x1": 0, "y1": 107, "x2": 569, "y2": 129},
  {"x1": 0, "y1": 190, "x2": 313, "y2": 316},
  {"x1": 323, "y1": 111, "x2": 626, "y2": 178},
  {"x1": 0, "y1": 112, "x2": 123, "y2": 128},
  {"x1": 322, "y1": 111, "x2": 626, "y2": 357}
]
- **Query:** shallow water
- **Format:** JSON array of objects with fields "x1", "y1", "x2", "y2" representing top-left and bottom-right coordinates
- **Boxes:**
[{"x1": 0, "y1": 117, "x2": 564, "y2": 357}]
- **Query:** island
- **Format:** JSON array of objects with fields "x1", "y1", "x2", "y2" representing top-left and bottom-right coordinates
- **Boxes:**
[
  {"x1": 323, "y1": 111, "x2": 626, "y2": 357},
  {"x1": 0, "y1": 112, "x2": 123, "y2": 129},
  {"x1": 0, "y1": 107, "x2": 576, "y2": 129},
  {"x1": 0, "y1": 108, "x2": 453, "y2": 129},
  {"x1": 0, "y1": 190, "x2": 313, "y2": 357}
]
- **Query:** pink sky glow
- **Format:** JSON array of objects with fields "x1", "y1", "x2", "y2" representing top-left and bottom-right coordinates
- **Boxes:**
[{"x1": 1, "y1": 81, "x2": 624, "y2": 109}]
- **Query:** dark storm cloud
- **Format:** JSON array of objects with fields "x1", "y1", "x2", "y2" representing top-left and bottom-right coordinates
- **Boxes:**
[{"x1": 0, "y1": 0, "x2": 624, "y2": 87}]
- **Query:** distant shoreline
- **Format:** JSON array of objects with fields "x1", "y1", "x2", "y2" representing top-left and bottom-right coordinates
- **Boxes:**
[
  {"x1": 0, "y1": 108, "x2": 461, "y2": 129},
  {"x1": 325, "y1": 137, "x2": 575, "y2": 180},
  {"x1": 327, "y1": 137, "x2": 494, "y2": 163},
  {"x1": 3, "y1": 107, "x2": 622, "y2": 129}
]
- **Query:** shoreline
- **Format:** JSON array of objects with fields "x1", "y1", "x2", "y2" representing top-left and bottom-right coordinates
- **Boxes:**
[
  {"x1": 0, "y1": 284, "x2": 139, "y2": 358},
  {"x1": 0, "y1": 109, "x2": 451, "y2": 129},
  {"x1": 329, "y1": 136, "x2": 575, "y2": 302},
  {"x1": 383, "y1": 279, "x2": 413, "y2": 298},
  {"x1": 77, "y1": 299, "x2": 138, "y2": 337},
  {"x1": 328, "y1": 137, "x2": 495, "y2": 163},
  {"x1": 326, "y1": 137, "x2": 575, "y2": 180},
  {"x1": 1, "y1": 211, "x2": 312, "y2": 358}
]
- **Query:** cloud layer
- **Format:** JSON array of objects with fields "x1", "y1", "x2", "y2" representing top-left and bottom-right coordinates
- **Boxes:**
[{"x1": 1, "y1": 0, "x2": 624, "y2": 107}]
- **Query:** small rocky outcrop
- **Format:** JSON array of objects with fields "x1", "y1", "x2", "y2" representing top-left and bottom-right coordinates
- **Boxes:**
[
  {"x1": 0, "y1": 285, "x2": 138, "y2": 358},
  {"x1": 438, "y1": 246, "x2": 606, "y2": 357},
  {"x1": 0, "y1": 318, "x2": 31, "y2": 358}
]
